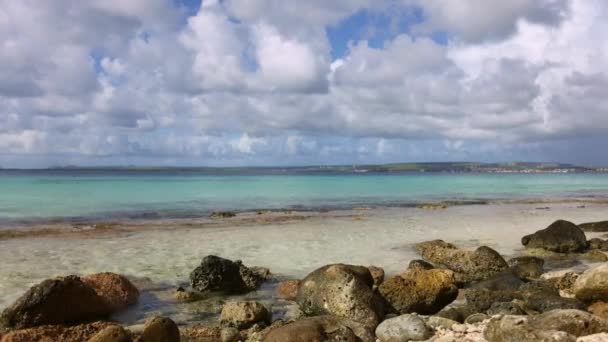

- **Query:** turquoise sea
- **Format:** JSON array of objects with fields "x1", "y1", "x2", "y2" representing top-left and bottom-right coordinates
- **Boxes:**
[{"x1": 2, "y1": 170, "x2": 608, "y2": 224}]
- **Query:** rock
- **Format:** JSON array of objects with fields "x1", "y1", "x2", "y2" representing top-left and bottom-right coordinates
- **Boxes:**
[
  {"x1": 508, "y1": 257, "x2": 544, "y2": 279},
  {"x1": 275, "y1": 280, "x2": 300, "y2": 301},
  {"x1": 426, "y1": 316, "x2": 458, "y2": 330},
  {"x1": 173, "y1": 287, "x2": 204, "y2": 303},
  {"x1": 379, "y1": 268, "x2": 458, "y2": 315},
  {"x1": 587, "y1": 238, "x2": 608, "y2": 251},
  {"x1": 210, "y1": 211, "x2": 236, "y2": 218},
  {"x1": 261, "y1": 316, "x2": 374, "y2": 342},
  {"x1": 556, "y1": 272, "x2": 580, "y2": 298},
  {"x1": 0, "y1": 276, "x2": 112, "y2": 328},
  {"x1": 581, "y1": 250, "x2": 608, "y2": 262},
  {"x1": 296, "y1": 264, "x2": 384, "y2": 327},
  {"x1": 415, "y1": 240, "x2": 508, "y2": 283},
  {"x1": 87, "y1": 326, "x2": 131, "y2": 342},
  {"x1": 435, "y1": 307, "x2": 470, "y2": 323},
  {"x1": 219, "y1": 301, "x2": 271, "y2": 330},
  {"x1": 408, "y1": 260, "x2": 434, "y2": 271},
  {"x1": 81, "y1": 273, "x2": 139, "y2": 312},
  {"x1": 220, "y1": 327, "x2": 239, "y2": 342},
  {"x1": 588, "y1": 302, "x2": 608, "y2": 319},
  {"x1": 464, "y1": 313, "x2": 488, "y2": 324},
  {"x1": 1, "y1": 322, "x2": 118, "y2": 342},
  {"x1": 189, "y1": 255, "x2": 267, "y2": 294},
  {"x1": 520, "y1": 281, "x2": 585, "y2": 313},
  {"x1": 368, "y1": 266, "x2": 385, "y2": 289},
  {"x1": 484, "y1": 315, "x2": 576, "y2": 342},
  {"x1": 579, "y1": 221, "x2": 608, "y2": 232},
  {"x1": 472, "y1": 270, "x2": 524, "y2": 291},
  {"x1": 573, "y1": 264, "x2": 608, "y2": 303},
  {"x1": 521, "y1": 220, "x2": 588, "y2": 253},
  {"x1": 533, "y1": 310, "x2": 608, "y2": 337},
  {"x1": 179, "y1": 325, "x2": 221, "y2": 342},
  {"x1": 141, "y1": 316, "x2": 180, "y2": 342},
  {"x1": 578, "y1": 333, "x2": 608, "y2": 341},
  {"x1": 375, "y1": 314, "x2": 432, "y2": 342},
  {"x1": 464, "y1": 288, "x2": 517, "y2": 313},
  {"x1": 486, "y1": 301, "x2": 525, "y2": 316}
]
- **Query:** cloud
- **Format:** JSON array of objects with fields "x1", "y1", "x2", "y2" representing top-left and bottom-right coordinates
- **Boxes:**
[{"x1": 1, "y1": 0, "x2": 608, "y2": 167}]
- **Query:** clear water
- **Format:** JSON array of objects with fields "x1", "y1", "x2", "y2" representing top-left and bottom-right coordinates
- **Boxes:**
[{"x1": 1, "y1": 171, "x2": 608, "y2": 222}]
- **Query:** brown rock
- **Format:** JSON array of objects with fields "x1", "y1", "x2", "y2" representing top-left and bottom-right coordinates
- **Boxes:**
[
  {"x1": 275, "y1": 280, "x2": 300, "y2": 301},
  {"x1": 179, "y1": 325, "x2": 221, "y2": 342},
  {"x1": 588, "y1": 302, "x2": 608, "y2": 319},
  {"x1": 379, "y1": 268, "x2": 458, "y2": 315},
  {"x1": 262, "y1": 316, "x2": 374, "y2": 342},
  {"x1": 574, "y1": 264, "x2": 608, "y2": 303},
  {"x1": 1, "y1": 322, "x2": 118, "y2": 342},
  {"x1": 87, "y1": 325, "x2": 131, "y2": 342},
  {"x1": 367, "y1": 266, "x2": 385, "y2": 289},
  {"x1": 82, "y1": 273, "x2": 139, "y2": 312},
  {"x1": 219, "y1": 301, "x2": 271, "y2": 330},
  {"x1": 141, "y1": 316, "x2": 180, "y2": 342},
  {"x1": 0, "y1": 276, "x2": 111, "y2": 328}
]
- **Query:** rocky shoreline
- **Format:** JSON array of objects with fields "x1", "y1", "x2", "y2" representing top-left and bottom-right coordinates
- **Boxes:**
[{"x1": 3, "y1": 219, "x2": 608, "y2": 341}]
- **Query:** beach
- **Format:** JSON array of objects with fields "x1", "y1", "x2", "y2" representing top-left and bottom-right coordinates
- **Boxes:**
[{"x1": 2, "y1": 200, "x2": 608, "y2": 327}]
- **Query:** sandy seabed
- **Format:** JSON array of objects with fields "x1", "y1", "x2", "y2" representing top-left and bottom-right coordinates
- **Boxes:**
[{"x1": 1, "y1": 200, "x2": 607, "y2": 325}]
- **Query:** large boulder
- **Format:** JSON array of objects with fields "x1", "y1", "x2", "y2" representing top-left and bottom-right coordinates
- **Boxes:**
[
  {"x1": 220, "y1": 301, "x2": 271, "y2": 330},
  {"x1": 262, "y1": 316, "x2": 374, "y2": 342},
  {"x1": 573, "y1": 263, "x2": 608, "y2": 303},
  {"x1": 189, "y1": 255, "x2": 268, "y2": 294},
  {"x1": 296, "y1": 264, "x2": 384, "y2": 327},
  {"x1": 375, "y1": 314, "x2": 432, "y2": 342},
  {"x1": 378, "y1": 268, "x2": 458, "y2": 315},
  {"x1": 0, "y1": 322, "x2": 119, "y2": 342},
  {"x1": 579, "y1": 221, "x2": 608, "y2": 232},
  {"x1": 1, "y1": 276, "x2": 113, "y2": 328},
  {"x1": 522, "y1": 220, "x2": 588, "y2": 253},
  {"x1": 415, "y1": 240, "x2": 508, "y2": 283},
  {"x1": 81, "y1": 273, "x2": 139, "y2": 312}
]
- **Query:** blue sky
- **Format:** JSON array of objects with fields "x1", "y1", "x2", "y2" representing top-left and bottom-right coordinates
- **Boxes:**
[{"x1": 1, "y1": 0, "x2": 608, "y2": 168}]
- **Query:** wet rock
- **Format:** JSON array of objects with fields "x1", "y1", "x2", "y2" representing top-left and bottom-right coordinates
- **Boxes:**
[
  {"x1": 173, "y1": 287, "x2": 204, "y2": 303},
  {"x1": 0, "y1": 322, "x2": 118, "y2": 342},
  {"x1": 261, "y1": 316, "x2": 374, "y2": 342},
  {"x1": 379, "y1": 268, "x2": 458, "y2": 315},
  {"x1": 508, "y1": 256, "x2": 544, "y2": 279},
  {"x1": 141, "y1": 316, "x2": 180, "y2": 342},
  {"x1": 581, "y1": 250, "x2": 608, "y2": 262},
  {"x1": 408, "y1": 260, "x2": 434, "y2": 271},
  {"x1": 210, "y1": 211, "x2": 236, "y2": 218},
  {"x1": 81, "y1": 273, "x2": 139, "y2": 312},
  {"x1": 275, "y1": 280, "x2": 300, "y2": 301},
  {"x1": 375, "y1": 314, "x2": 432, "y2": 342},
  {"x1": 296, "y1": 264, "x2": 384, "y2": 327},
  {"x1": 415, "y1": 240, "x2": 508, "y2": 283},
  {"x1": 574, "y1": 263, "x2": 608, "y2": 303},
  {"x1": 588, "y1": 302, "x2": 608, "y2": 320},
  {"x1": 521, "y1": 220, "x2": 588, "y2": 253},
  {"x1": 368, "y1": 266, "x2": 385, "y2": 289},
  {"x1": 587, "y1": 238, "x2": 608, "y2": 251},
  {"x1": 219, "y1": 301, "x2": 271, "y2": 330},
  {"x1": 189, "y1": 255, "x2": 268, "y2": 294},
  {"x1": 579, "y1": 221, "x2": 608, "y2": 232},
  {"x1": 507, "y1": 256, "x2": 545, "y2": 268},
  {"x1": 87, "y1": 326, "x2": 131, "y2": 342},
  {"x1": 0, "y1": 276, "x2": 112, "y2": 328}
]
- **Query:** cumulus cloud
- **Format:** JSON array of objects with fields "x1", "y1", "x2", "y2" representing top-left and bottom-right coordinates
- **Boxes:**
[{"x1": 1, "y1": 0, "x2": 608, "y2": 167}]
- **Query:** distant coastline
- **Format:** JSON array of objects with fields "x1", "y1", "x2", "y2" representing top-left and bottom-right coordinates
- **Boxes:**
[{"x1": 1, "y1": 161, "x2": 608, "y2": 174}]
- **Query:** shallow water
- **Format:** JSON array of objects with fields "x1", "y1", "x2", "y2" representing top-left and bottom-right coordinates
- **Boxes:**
[
  {"x1": 1, "y1": 202, "x2": 607, "y2": 324},
  {"x1": 2, "y1": 171, "x2": 608, "y2": 223}
]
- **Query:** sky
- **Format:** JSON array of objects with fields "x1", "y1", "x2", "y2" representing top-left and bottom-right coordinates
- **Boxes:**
[{"x1": 1, "y1": 0, "x2": 608, "y2": 168}]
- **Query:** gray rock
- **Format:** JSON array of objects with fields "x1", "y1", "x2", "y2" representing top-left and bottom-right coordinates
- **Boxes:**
[
  {"x1": 508, "y1": 256, "x2": 545, "y2": 279},
  {"x1": 522, "y1": 220, "x2": 588, "y2": 253},
  {"x1": 465, "y1": 313, "x2": 489, "y2": 324},
  {"x1": 426, "y1": 315, "x2": 458, "y2": 330},
  {"x1": 375, "y1": 314, "x2": 432, "y2": 342},
  {"x1": 579, "y1": 221, "x2": 608, "y2": 232},
  {"x1": 220, "y1": 301, "x2": 271, "y2": 330},
  {"x1": 296, "y1": 264, "x2": 384, "y2": 327},
  {"x1": 220, "y1": 327, "x2": 240, "y2": 342},
  {"x1": 487, "y1": 301, "x2": 525, "y2": 316}
]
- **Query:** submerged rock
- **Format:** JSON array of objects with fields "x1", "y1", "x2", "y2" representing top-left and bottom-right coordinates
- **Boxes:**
[
  {"x1": 375, "y1": 314, "x2": 432, "y2": 342},
  {"x1": 415, "y1": 240, "x2": 508, "y2": 283},
  {"x1": 521, "y1": 220, "x2": 588, "y2": 253},
  {"x1": 261, "y1": 316, "x2": 374, "y2": 342},
  {"x1": 573, "y1": 263, "x2": 608, "y2": 303},
  {"x1": 296, "y1": 264, "x2": 384, "y2": 327},
  {"x1": 220, "y1": 301, "x2": 271, "y2": 330},
  {"x1": 579, "y1": 221, "x2": 608, "y2": 232},
  {"x1": 189, "y1": 255, "x2": 268, "y2": 294},
  {"x1": 1, "y1": 276, "x2": 115, "y2": 328},
  {"x1": 379, "y1": 268, "x2": 458, "y2": 315}
]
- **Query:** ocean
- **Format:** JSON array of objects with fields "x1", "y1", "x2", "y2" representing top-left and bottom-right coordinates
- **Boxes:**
[{"x1": 1, "y1": 170, "x2": 608, "y2": 223}]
